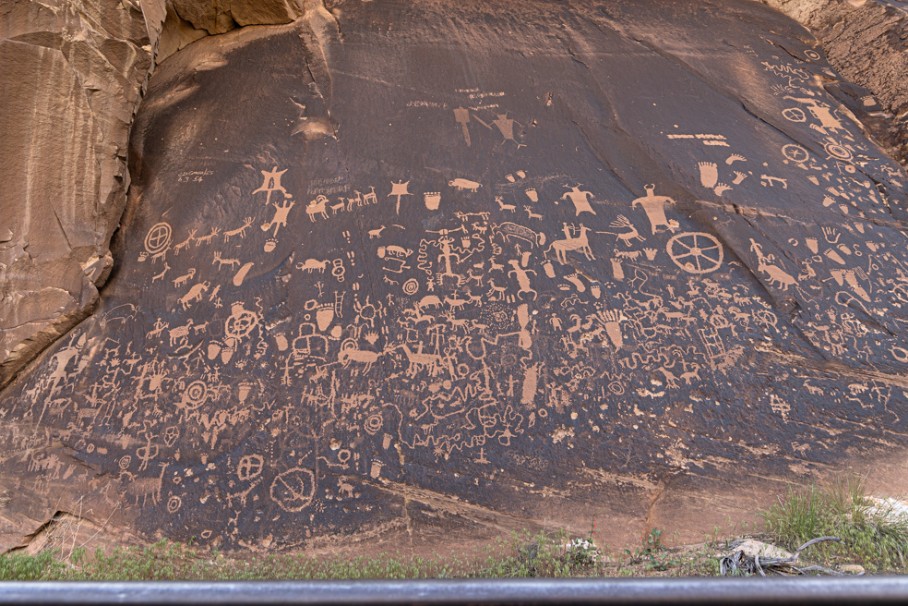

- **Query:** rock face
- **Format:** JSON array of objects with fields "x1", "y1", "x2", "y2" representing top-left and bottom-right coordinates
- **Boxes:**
[
  {"x1": 0, "y1": 0, "x2": 163, "y2": 390},
  {"x1": 157, "y1": 0, "x2": 306, "y2": 61},
  {"x1": 2, "y1": 0, "x2": 908, "y2": 552},
  {"x1": 764, "y1": 0, "x2": 908, "y2": 165},
  {"x1": 0, "y1": 0, "x2": 323, "y2": 393}
]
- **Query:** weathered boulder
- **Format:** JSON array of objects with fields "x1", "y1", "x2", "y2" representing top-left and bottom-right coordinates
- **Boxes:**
[{"x1": 2, "y1": 0, "x2": 908, "y2": 553}]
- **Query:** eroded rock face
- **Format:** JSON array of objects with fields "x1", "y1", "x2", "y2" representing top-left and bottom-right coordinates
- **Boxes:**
[
  {"x1": 0, "y1": 0, "x2": 322, "y2": 391},
  {"x1": 0, "y1": 0, "x2": 165, "y2": 391},
  {"x1": 764, "y1": 0, "x2": 908, "y2": 164},
  {"x1": 158, "y1": 0, "x2": 306, "y2": 61},
  {"x1": 2, "y1": 0, "x2": 908, "y2": 552}
]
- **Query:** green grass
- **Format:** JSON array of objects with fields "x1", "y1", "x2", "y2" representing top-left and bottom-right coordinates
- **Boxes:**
[
  {"x1": 0, "y1": 529, "x2": 720, "y2": 581},
  {"x1": 2, "y1": 479, "x2": 905, "y2": 580},
  {"x1": 0, "y1": 531, "x2": 608, "y2": 581},
  {"x1": 763, "y1": 476, "x2": 908, "y2": 572}
]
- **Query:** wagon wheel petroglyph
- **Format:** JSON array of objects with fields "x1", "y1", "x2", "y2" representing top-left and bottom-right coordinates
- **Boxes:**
[
  {"x1": 666, "y1": 232, "x2": 724, "y2": 274},
  {"x1": 270, "y1": 468, "x2": 315, "y2": 512}
]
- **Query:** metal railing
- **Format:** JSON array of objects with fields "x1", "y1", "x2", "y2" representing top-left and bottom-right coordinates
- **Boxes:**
[{"x1": 2, "y1": 578, "x2": 908, "y2": 605}]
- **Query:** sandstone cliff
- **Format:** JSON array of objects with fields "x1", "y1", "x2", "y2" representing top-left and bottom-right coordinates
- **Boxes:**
[{"x1": 2, "y1": 0, "x2": 908, "y2": 554}]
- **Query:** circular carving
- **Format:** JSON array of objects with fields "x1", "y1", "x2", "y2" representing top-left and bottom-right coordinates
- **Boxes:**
[
  {"x1": 782, "y1": 144, "x2": 809, "y2": 164},
  {"x1": 364, "y1": 413, "x2": 383, "y2": 435},
  {"x1": 144, "y1": 222, "x2": 172, "y2": 255},
  {"x1": 180, "y1": 380, "x2": 208, "y2": 410},
  {"x1": 782, "y1": 108, "x2": 806, "y2": 123},
  {"x1": 825, "y1": 141, "x2": 852, "y2": 161},
  {"x1": 666, "y1": 232, "x2": 724, "y2": 274},
  {"x1": 270, "y1": 468, "x2": 315, "y2": 512},
  {"x1": 402, "y1": 279, "x2": 419, "y2": 295},
  {"x1": 225, "y1": 308, "x2": 260, "y2": 340},
  {"x1": 167, "y1": 495, "x2": 182, "y2": 514},
  {"x1": 237, "y1": 454, "x2": 264, "y2": 481}
]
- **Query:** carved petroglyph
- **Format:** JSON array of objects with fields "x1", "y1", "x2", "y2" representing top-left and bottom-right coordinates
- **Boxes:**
[
  {"x1": 558, "y1": 186, "x2": 597, "y2": 216},
  {"x1": 6, "y1": 14, "x2": 908, "y2": 554},
  {"x1": 632, "y1": 186, "x2": 679, "y2": 234},
  {"x1": 667, "y1": 233, "x2": 724, "y2": 275}
]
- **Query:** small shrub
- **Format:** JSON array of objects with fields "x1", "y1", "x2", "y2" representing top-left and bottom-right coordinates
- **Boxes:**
[{"x1": 764, "y1": 476, "x2": 908, "y2": 572}]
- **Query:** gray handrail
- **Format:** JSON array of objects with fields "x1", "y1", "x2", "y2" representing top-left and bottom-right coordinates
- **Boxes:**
[{"x1": 1, "y1": 577, "x2": 908, "y2": 604}]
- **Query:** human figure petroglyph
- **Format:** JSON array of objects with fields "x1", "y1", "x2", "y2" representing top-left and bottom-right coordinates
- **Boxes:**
[
  {"x1": 138, "y1": 359, "x2": 169, "y2": 399},
  {"x1": 547, "y1": 224, "x2": 595, "y2": 264},
  {"x1": 474, "y1": 112, "x2": 525, "y2": 148},
  {"x1": 261, "y1": 197, "x2": 295, "y2": 236},
  {"x1": 507, "y1": 260, "x2": 538, "y2": 301},
  {"x1": 632, "y1": 185, "x2": 679, "y2": 234},
  {"x1": 558, "y1": 185, "x2": 597, "y2": 216},
  {"x1": 146, "y1": 318, "x2": 168, "y2": 340},
  {"x1": 252, "y1": 166, "x2": 288, "y2": 206},
  {"x1": 435, "y1": 234, "x2": 463, "y2": 279},
  {"x1": 783, "y1": 95, "x2": 846, "y2": 135},
  {"x1": 388, "y1": 181, "x2": 412, "y2": 215}
]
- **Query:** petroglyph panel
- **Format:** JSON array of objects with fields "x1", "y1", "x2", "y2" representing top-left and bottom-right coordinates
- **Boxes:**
[{"x1": 2, "y1": 0, "x2": 908, "y2": 550}]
